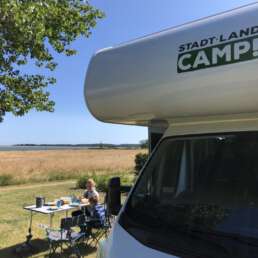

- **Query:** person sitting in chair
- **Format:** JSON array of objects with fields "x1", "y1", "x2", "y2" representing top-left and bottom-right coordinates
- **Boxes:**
[{"x1": 72, "y1": 178, "x2": 99, "y2": 217}]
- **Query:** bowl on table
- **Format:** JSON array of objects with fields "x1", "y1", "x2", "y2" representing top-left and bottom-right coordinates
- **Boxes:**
[{"x1": 60, "y1": 196, "x2": 72, "y2": 205}]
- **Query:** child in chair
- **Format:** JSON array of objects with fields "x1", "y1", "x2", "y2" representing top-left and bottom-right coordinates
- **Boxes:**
[{"x1": 72, "y1": 178, "x2": 99, "y2": 217}]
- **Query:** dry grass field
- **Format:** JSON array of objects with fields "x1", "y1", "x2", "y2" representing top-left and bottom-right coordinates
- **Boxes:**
[{"x1": 0, "y1": 149, "x2": 144, "y2": 185}]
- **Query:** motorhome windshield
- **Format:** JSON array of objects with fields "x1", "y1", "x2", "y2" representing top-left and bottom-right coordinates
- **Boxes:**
[{"x1": 120, "y1": 132, "x2": 258, "y2": 258}]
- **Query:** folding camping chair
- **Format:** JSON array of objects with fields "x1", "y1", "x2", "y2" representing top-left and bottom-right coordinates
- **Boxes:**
[
  {"x1": 46, "y1": 214, "x2": 88, "y2": 257},
  {"x1": 86, "y1": 203, "x2": 113, "y2": 246}
]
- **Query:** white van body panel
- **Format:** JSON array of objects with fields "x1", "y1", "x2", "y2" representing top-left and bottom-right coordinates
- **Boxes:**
[
  {"x1": 164, "y1": 114, "x2": 258, "y2": 137},
  {"x1": 98, "y1": 223, "x2": 178, "y2": 258},
  {"x1": 98, "y1": 117, "x2": 258, "y2": 258},
  {"x1": 85, "y1": 3, "x2": 258, "y2": 126}
]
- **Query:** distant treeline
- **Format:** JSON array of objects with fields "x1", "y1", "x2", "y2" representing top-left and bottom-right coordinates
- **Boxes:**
[{"x1": 14, "y1": 143, "x2": 142, "y2": 149}]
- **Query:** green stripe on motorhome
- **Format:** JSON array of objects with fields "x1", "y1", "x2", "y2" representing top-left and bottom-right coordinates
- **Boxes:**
[{"x1": 177, "y1": 35, "x2": 258, "y2": 73}]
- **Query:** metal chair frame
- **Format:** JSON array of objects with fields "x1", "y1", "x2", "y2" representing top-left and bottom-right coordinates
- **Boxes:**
[
  {"x1": 85, "y1": 202, "x2": 114, "y2": 247},
  {"x1": 46, "y1": 215, "x2": 87, "y2": 257}
]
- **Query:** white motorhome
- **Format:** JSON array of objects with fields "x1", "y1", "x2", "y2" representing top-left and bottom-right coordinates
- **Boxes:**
[{"x1": 85, "y1": 3, "x2": 258, "y2": 258}]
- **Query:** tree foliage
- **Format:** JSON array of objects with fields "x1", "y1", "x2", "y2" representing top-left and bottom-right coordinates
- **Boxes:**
[
  {"x1": 134, "y1": 153, "x2": 148, "y2": 176},
  {"x1": 0, "y1": 0, "x2": 103, "y2": 121},
  {"x1": 139, "y1": 139, "x2": 148, "y2": 149}
]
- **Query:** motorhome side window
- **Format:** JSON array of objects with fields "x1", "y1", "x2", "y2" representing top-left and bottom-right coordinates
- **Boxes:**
[{"x1": 120, "y1": 133, "x2": 258, "y2": 258}]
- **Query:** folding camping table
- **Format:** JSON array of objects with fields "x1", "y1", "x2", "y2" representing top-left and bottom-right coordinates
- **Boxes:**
[{"x1": 23, "y1": 202, "x2": 88, "y2": 246}]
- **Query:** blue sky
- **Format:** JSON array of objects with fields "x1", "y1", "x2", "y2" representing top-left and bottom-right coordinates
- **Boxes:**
[{"x1": 0, "y1": 0, "x2": 255, "y2": 145}]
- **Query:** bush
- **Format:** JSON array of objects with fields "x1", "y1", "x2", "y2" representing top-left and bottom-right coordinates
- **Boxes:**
[
  {"x1": 0, "y1": 174, "x2": 13, "y2": 186},
  {"x1": 76, "y1": 176, "x2": 89, "y2": 189},
  {"x1": 134, "y1": 153, "x2": 148, "y2": 176},
  {"x1": 139, "y1": 139, "x2": 148, "y2": 149},
  {"x1": 76, "y1": 174, "x2": 110, "y2": 192},
  {"x1": 76, "y1": 173, "x2": 133, "y2": 192},
  {"x1": 48, "y1": 172, "x2": 74, "y2": 182}
]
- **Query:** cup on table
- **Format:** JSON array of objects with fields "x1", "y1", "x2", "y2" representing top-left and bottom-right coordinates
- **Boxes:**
[
  {"x1": 56, "y1": 200, "x2": 62, "y2": 208},
  {"x1": 36, "y1": 196, "x2": 45, "y2": 208},
  {"x1": 72, "y1": 196, "x2": 79, "y2": 204}
]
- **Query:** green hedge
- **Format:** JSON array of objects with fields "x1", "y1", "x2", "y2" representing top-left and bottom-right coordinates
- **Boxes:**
[
  {"x1": 0, "y1": 175, "x2": 13, "y2": 186},
  {"x1": 76, "y1": 174, "x2": 133, "y2": 192},
  {"x1": 134, "y1": 153, "x2": 148, "y2": 176}
]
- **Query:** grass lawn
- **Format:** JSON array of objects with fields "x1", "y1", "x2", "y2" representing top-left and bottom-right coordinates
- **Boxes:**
[{"x1": 0, "y1": 181, "x2": 99, "y2": 258}]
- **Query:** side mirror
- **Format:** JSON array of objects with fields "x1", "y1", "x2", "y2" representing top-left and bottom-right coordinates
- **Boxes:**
[{"x1": 107, "y1": 177, "x2": 121, "y2": 216}]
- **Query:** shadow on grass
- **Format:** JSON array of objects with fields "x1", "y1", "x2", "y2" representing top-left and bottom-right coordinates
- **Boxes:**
[{"x1": 0, "y1": 238, "x2": 96, "y2": 258}]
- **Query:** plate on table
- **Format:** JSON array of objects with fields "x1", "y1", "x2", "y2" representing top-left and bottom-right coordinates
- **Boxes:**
[
  {"x1": 47, "y1": 206, "x2": 59, "y2": 211},
  {"x1": 69, "y1": 203, "x2": 80, "y2": 207},
  {"x1": 60, "y1": 196, "x2": 72, "y2": 205}
]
